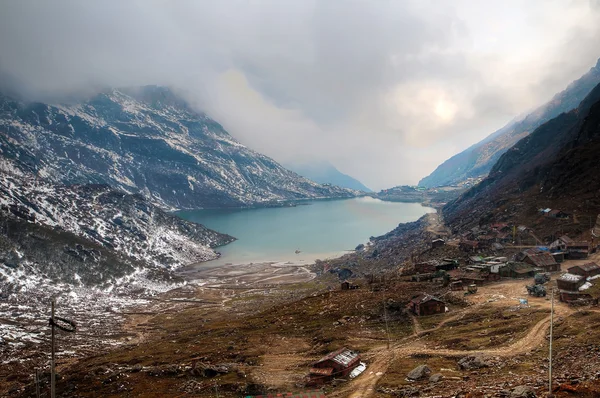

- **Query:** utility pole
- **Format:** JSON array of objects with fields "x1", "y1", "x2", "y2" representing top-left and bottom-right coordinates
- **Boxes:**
[
  {"x1": 35, "y1": 369, "x2": 41, "y2": 398},
  {"x1": 382, "y1": 281, "x2": 391, "y2": 350},
  {"x1": 383, "y1": 299, "x2": 390, "y2": 349},
  {"x1": 548, "y1": 288, "x2": 554, "y2": 396},
  {"x1": 51, "y1": 298, "x2": 55, "y2": 398}
]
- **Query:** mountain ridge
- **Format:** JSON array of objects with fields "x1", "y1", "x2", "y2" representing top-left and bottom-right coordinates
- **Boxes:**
[
  {"x1": 284, "y1": 160, "x2": 372, "y2": 192},
  {"x1": 444, "y1": 81, "x2": 600, "y2": 231},
  {"x1": 0, "y1": 85, "x2": 357, "y2": 210},
  {"x1": 419, "y1": 58, "x2": 600, "y2": 188}
]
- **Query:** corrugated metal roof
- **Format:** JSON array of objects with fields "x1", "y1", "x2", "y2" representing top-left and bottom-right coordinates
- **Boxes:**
[
  {"x1": 315, "y1": 347, "x2": 359, "y2": 367},
  {"x1": 559, "y1": 273, "x2": 584, "y2": 282},
  {"x1": 526, "y1": 253, "x2": 558, "y2": 268},
  {"x1": 331, "y1": 350, "x2": 359, "y2": 367},
  {"x1": 580, "y1": 262, "x2": 600, "y2": 272},
  {"x1": 410, "y1": 294, "x2": 445, "y2": 304}
]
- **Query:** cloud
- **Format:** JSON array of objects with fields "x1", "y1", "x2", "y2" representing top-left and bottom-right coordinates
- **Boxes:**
[{"x1": 1, "y1": 0, "x2": 599, "y2": 190}]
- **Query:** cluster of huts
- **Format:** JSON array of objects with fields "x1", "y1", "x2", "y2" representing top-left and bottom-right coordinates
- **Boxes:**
[{"x1": 457, "y1": 223, "x2": 513, "y2": 253}]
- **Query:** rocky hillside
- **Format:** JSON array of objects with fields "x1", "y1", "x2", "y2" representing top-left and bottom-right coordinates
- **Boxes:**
[
  {"x1": 0, "y1": 160, "x2": 234, "y2": 289},
  {"x1": 419, "y1": 58, "x2": 600, "y2": 188},
  {"x1": 0, "y1": 86, "x2": 356, "y2": 209},
  {"x1": 444, "y1": 81, "x2": 600, "y2": 230}
]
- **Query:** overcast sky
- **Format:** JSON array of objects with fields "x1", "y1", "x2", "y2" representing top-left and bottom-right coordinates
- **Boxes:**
[{"x1": 1, "y1": 1, "x2": 600, "y2": 190}]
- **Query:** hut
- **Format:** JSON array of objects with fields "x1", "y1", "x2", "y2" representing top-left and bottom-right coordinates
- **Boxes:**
[
  {"x1": 498, "y1": 263, "x2": 537, "y2": 278},
  {"x1": 408, "y1": 294, "x2": 446, "y2": 316},
  {"x1": 522, "y1": 252, "x2": 560, "y2": 272},
  {"x1": 431, "y1": 239, "x2": 445, "y2": 249},
  {"x1": 308, "y1": 348, "x2": 360, "y2": 384},
  {"x1": 556, "y1": 273, "x2": 586, "y2": 292},
  {"x1": 567, "y1": 263, "x2": 600, "y2": 278},
  {"x1": 566, "y1": 242, "x2": 591, "y2": 259}
]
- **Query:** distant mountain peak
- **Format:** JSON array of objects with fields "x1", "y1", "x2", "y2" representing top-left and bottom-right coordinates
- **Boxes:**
[{"x1": 284, "y1": 160, "x2": 372, "y2": 192}]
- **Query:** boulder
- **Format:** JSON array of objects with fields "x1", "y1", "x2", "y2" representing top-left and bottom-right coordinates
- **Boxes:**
[
  {"x1": 457, "y1": 355, "x2": 491, "y2": 370},
  {"x1": 407, "y1": 364, "x2": 431, "y2": 380},
  {"x1": 510, "y1": 385, "x2": 536, "y2": 397},
  {"x1": 429, "y1": 373, "x2": 443, "y2": 383}
]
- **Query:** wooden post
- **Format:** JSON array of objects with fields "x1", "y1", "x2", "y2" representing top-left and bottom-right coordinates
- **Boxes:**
[
  {"x1": 35, "y1": 369, "x2": 41, "y2": 398},
  {"x1": 549, "y1": 288, "x2": 554, "y2": 396},
  {"x1": 51, "y1": 298, "x2": 55, "y2": 398}
]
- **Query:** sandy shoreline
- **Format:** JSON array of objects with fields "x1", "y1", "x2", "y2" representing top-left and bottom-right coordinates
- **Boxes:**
[{"x1": 177, "y1": 260, "x2": 319, "y2": 288}]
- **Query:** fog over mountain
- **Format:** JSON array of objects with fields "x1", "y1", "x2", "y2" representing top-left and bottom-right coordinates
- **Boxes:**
[{"x1": 1, "y1": 1, "x2": 600, "y2": 190}]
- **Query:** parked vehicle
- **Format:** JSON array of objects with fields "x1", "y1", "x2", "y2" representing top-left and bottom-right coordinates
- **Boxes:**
[
  {"x1": 526, "y1": 284, "x2": 547, "y2": 297},
  {"x1": 349, "y1": 362, "x2": 367, "y2": 379}
]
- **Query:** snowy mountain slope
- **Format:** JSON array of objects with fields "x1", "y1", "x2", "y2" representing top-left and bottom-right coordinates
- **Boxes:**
[
  {"x1": 0, "y1": 160, "x2": 234, "y2": 287},
  {"x1": 0, "y1": 86, "x2": 357, "y2": 209}
]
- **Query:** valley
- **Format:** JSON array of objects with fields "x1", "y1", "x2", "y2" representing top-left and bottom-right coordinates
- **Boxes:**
[{"x1": 2, "y1": 11, "x2": 600, "y2": 398}]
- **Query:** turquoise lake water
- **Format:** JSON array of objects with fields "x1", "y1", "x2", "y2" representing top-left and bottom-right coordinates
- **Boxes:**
[{"x1": 177, "y1": 197, "x2": 435, "y2": 266}]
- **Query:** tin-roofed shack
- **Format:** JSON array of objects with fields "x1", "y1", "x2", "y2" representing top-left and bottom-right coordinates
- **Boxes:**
[
  {"x1": 431, "y1": 238, "x2": 445, "y2": 249},
  {"x1": 522, "y1": 252, "x2": 560, "y2": 272},
  {"x1": 557, "y1": 273, "x2": 586, "y2": 292},
  {"x1": 308, "y1": 348, "x2": 360, "y2": 384},
  {"x1": 498, "y1": 263, "x2": 537, "y2": 278},
  {"x1": 567, "y1": 242, "x2": 591, "y2": 259},
  {"x1": 567, "y1": 263, "x2": 600, "y2": 278},
  {"x1": 408, "y1": 294, "x2": 446, "y2": 316}
]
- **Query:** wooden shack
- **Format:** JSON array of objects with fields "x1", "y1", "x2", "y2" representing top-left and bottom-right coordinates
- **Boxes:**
[
  {"x1": 408, "y1": 294, "x2": 446, "y2": 316},
  {"x1": 566, "y1": 242, "x2": 591, "y2": 259},
  {"x1": 556, "y1": 273, "x2": 585, "y2": 292},
  {"x1": 567, "y1": 263, "x2": 600, "y2": 278},
  {"x1": 431, "y1": 239, "x2": 445, "y2": 249},
  {"x1": 498, "y1": 262, "x2": 536, "y2": 278},
  {"x1": 308, "y1": 347, "x2": 360, "y2": 384},
  {"x1": 523, "y1": 252, "x2": 560, "y2": 272}
]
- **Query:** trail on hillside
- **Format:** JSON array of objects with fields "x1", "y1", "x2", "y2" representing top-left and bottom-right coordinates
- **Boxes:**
[{"x1": 333, "y1": 297, "x2": 576, "y2": 398}]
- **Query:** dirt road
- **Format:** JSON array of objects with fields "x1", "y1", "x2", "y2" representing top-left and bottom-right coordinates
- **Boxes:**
[{"x1": 332, "y1": 278, "x2": 576, "y2": 398}]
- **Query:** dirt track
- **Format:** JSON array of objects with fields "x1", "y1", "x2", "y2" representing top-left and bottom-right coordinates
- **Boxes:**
[{"x1": 333, "y1": 278, "x2": 576, "y2": 398}]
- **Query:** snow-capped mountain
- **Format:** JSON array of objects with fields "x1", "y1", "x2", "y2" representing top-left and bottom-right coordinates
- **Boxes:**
[
  {"x1": 0, "y1": 160, "x2": 234, "y2": 288},
  {"x1": 0, "y1": 86, "x2": 357, "y2": 209}
]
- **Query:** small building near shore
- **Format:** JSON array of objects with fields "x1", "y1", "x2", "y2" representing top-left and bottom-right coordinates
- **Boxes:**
[
  {"x1": 567, "y1": 262, "x2": 600, "y2": 278},
  {"x1": 408, "y1": 294, "x2": 446, "y2": 316}
]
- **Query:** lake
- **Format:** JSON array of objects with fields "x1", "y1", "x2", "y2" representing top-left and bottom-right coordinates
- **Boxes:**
[{"x1": 177, "y1": 197, "x2": 435, "y2": 267}]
